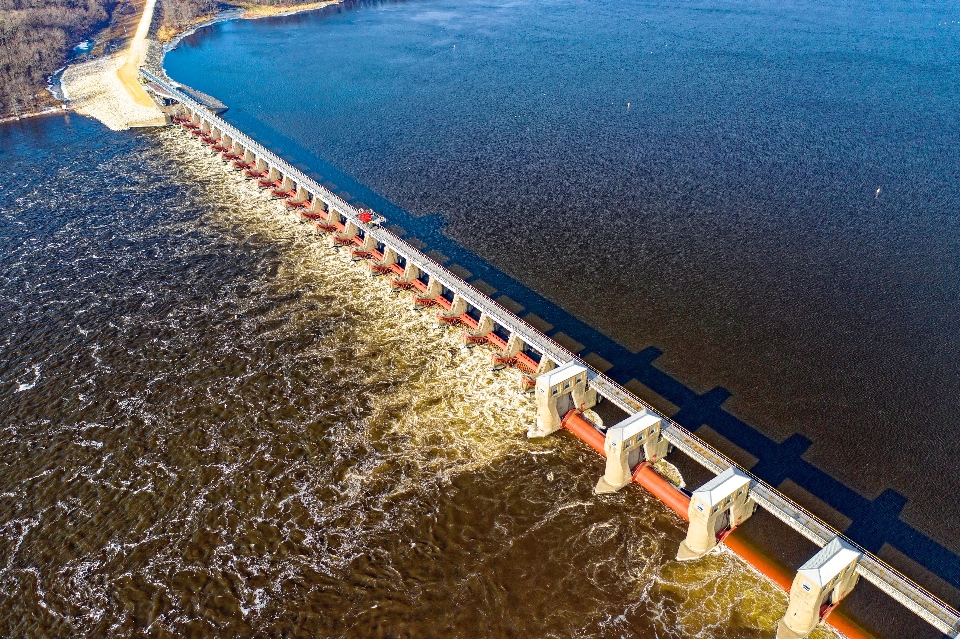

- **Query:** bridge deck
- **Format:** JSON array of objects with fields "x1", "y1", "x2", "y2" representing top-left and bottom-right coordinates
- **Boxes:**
[{"x1": 141, "y1": 69, "x2": 960, "y2": 638}]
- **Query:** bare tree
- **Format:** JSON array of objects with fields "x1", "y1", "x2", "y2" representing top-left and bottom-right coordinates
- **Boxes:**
[
  {"x1": 0, "y1": 0, "x2": 108, "y2": 116},
  {"x1": 1, "y1": 0, "x2": 318, "y2": 117}
]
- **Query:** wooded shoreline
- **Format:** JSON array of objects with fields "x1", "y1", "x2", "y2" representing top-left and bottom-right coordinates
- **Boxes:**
[{"x1": 0, "y1": 0, "x2": 336, "y2": 120}]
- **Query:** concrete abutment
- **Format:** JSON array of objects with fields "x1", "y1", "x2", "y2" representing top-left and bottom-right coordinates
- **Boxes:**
[
  {"x1": 596, "y1": 410, "x2": 670, "y2": 494},
  {"x1": 777, "y1": 538, "x2": 861, "y2": 639},
  {"x1": 529, "y1": 361, "x2": 596, "y2": 438},
  {"x1": 677, "y1": 467, "x2": 755, "y2": 559}
]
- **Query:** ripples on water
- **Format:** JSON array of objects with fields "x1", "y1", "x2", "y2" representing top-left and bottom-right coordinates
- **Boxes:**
[{"x1": 0, "y1": 116, "x2": 836, "y2": 638}]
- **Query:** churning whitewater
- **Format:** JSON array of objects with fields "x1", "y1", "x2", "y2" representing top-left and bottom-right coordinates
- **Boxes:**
[{"x1": 0, "y1": 119, "x2": 836, "y2": 638}]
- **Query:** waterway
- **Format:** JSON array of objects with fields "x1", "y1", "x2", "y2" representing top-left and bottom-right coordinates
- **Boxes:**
[
  {"x1": 1, "y1": 0, "x2": 957, "y2": 637},
  {"x1": 0, "y1": 115, "x2": 839, "y2": 637},
  {"x1": 164, "y1": 0, "x2": 960, "y2": 616}
]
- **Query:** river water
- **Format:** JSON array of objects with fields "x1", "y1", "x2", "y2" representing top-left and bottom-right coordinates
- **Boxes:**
[
  {"x1": 1, "y1": 0, "x2": 957, "y2": 637},
  {"x1": 0, "y1": 116, "x2": 831, "y2": 637}
]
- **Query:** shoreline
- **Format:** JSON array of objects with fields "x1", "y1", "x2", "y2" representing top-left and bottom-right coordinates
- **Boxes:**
[
  {"x1": 41, "y1": 0, "x2": 344, "y2": 130},
  {"x1": 0, "y1": 106, "x2": 69, "y2": 126},
  {"x1": 160, "y1": 1, "x2": 343, "y2": 53},
  {"x1": 240, "y1": 0, "x2": 343, "y2": 20},
  {"x1": 1, "y1": 66, "x2": 69, "y2": 124},
  {"x1": 158, "y1": 8, "x2": 247, "y2": 53}
]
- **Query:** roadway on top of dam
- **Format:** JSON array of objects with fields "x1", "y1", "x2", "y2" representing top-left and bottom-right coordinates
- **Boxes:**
[{"x1": 168, "y1": 99, "x2": 960, "y2": 608}]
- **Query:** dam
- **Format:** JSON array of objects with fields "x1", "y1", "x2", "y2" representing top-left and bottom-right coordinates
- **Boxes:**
[{"x1": 140, "y1": 68, "x2": 960, "y2": 639}]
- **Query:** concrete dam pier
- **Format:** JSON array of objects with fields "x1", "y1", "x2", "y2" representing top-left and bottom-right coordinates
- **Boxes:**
[{"x1": 141, "y1": 69, "x2": 960, "y2": 639}]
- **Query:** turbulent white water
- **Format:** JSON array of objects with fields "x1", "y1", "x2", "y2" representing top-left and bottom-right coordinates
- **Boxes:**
[{"x1": 0, "y1": 119, "x2": 839, "y2": 639}]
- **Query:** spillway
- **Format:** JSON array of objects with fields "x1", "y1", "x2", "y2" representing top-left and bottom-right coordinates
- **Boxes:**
[{"x1": 142, "y1": 68, "x2": 960, "y2": 639}]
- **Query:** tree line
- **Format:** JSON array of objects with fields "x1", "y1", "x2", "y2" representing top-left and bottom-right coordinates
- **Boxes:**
[
  {"x1": 0, "y1": 0, "x2": 110, "y2": 116},
  {"x1": 158, "y1": 0, "x2": 216, "y2": 41},
  {"x1": 0, "y1": 0, "x2": 319, "y2": 118}
]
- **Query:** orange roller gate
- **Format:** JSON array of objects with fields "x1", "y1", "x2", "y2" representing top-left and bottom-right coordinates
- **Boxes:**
[{"x1": 558, "y1": 410, "x2": 875, "y2": 639}]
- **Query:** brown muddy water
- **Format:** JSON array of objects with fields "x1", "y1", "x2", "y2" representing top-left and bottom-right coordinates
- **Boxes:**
[{"x1": 0, "y1": 116, "x2": 838, "y2": 638}]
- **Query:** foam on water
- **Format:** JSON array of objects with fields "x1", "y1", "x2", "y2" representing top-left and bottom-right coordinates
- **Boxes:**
[
  {"x1": 15, "y1": 365, "x2": 41, "y2": 392},
  {"x1": 0, "y1": 119, "x2": 838, "y2": 638}
]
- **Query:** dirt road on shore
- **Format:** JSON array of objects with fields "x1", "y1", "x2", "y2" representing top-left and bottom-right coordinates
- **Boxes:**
[
  {"x1": 61, "y1": 0, "x2": 165, "y2": 130},
  {"x1": 117, "y1": 0, "x2": 160, "y2": 108}
]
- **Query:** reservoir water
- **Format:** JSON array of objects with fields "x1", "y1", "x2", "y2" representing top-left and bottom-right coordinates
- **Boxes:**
[{"x1": 1, "y1": 0, "x2": 958, "y2": 637}]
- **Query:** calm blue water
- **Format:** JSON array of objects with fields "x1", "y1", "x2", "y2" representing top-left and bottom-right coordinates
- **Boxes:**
[{"x1": 165, "y1": 0, "x2": 960, "y2": 625}]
